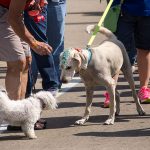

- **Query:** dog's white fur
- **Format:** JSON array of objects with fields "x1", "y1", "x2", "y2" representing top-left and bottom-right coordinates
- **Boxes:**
[
  {"x1": 0, "y1": 90, "x2": 57, "y2": 139},
  {"x1": 60, "y1": 26, "x2": 145, "y2": 125}
]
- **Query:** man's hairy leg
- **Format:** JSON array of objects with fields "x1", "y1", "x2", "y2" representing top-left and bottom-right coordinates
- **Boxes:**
[
  {"x1": 5, "y1": 59, "x2": 27, "y2": 100},
  {"x1": 137, "y1": 49, "x2": 150, "y2": 88},
  {"x1": 20, "y1": 56, "x2": 31, "y2": 99}
]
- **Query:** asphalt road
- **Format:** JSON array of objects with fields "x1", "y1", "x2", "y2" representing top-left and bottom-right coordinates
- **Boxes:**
[{"x1": 0, "y1": 0, "x2": 150, "y2": 150}]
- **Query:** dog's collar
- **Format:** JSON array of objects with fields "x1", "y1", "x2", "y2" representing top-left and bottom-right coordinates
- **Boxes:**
[
  {"x1": 74, "y1": 47, "x2": 92, "y2": 64},
  {"x1": 86, "y1": 48, "x2": 92, "y2": 64},
  {"x1": 74, "y1": 48, "x2": 82, "y2": 52}
]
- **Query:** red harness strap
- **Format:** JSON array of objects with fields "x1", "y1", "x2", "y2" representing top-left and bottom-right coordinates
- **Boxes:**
[{"x1": 74, "y1": 48, "x2": 82, "y2": 52}]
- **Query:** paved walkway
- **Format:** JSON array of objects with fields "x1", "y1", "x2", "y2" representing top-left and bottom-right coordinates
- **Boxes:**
[{"x1": 0, "y1": 0, "x2": 150, "y2": 150}]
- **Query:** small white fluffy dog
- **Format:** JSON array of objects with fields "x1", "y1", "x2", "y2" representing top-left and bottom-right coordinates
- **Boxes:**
[{"x1": 0, "y1": 90, "x2": 57, "y2": 139}]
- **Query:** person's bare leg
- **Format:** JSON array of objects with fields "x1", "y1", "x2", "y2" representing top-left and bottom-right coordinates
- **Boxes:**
[
  {"x1": 5, "y1": 59, "x2": 26, "y2": 100},
  {"x1": 137, "y1": 49, "x2": 150, "y2": 88},
  {"x1": 20, "y1": 56, "x2": 31, "y2": 99}
]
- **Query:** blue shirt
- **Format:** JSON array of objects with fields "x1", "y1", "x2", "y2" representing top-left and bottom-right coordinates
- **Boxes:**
[{"x1": 113, "y1": 0, "x2": 150, "y2": 16}]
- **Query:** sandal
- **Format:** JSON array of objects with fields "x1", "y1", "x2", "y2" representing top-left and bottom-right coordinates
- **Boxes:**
[
  {"x1": 37, "y1": 119, "x2": 47, "y2": 125},
  {"x1": 34, "y1": 121, "x2": 46, "y2": 130}
]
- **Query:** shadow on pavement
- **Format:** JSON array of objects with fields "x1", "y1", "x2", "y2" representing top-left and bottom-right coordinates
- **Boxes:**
[
  {"x1": 67, "y1": 11, "x2": 103, "y2": 16},
  {"x1": 74, "y1": 127, "x2": 150, "y2": 137},
  {"x1": 0, "y1": 135, "x2": 25, "y2": 141},
  {"x1": 45, "y1": 114, "x2": 150, "y2": 130}
]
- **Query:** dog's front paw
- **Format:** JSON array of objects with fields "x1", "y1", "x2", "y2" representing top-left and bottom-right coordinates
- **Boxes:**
[
  {"x1": 25, "y1": 132, "x2": 37, "y2": 139},
  {"x1": 137, "y1": 107, "x2": 146, "y2": 116},
  {"x1": 74, "y1": 118, "x2": 88, "y2": 125},
  {"x1": 28, "y1": 135, "x2": 37, "y2": 139},
  {"x1": 104, "y1": 118, "x2": 114, "y2": 125}
]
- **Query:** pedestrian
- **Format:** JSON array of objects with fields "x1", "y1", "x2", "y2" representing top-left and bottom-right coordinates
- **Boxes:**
[
  {"x1": 0, "y1": 0, "x2": 52, "y2": 130},
  {"x1": 104, "y1": 0, "x2": 150, "y2": 108},
  {"x1": 24, "y1": 0, "x2": 59, "y2": 98},
  {"x1": 105, "y1": 0, "x2": 137, "y2": 69},
  {"x1": 47, "y1": 0, "x2": 66, "y2": 89}
]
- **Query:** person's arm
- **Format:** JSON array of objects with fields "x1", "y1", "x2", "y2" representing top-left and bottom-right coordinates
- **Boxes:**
[{"x1": 8, "y1": 0, "x2": 52, "y2": 55}]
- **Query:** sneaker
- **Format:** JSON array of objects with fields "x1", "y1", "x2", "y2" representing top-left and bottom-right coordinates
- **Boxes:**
[
  {"x1": 138, "y1": 86, "x2": 150, "y2": 103},
  {"x1": 104, "y1": 92, "x2": 110, "y2": 108}
]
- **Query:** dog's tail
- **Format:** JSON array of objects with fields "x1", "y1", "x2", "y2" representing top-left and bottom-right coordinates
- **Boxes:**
[{"x1": 86, "y1": 24, "x2": 117, "y2": 40}]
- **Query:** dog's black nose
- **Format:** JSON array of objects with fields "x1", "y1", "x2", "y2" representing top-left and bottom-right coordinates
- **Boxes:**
[{"x1": 61, "y1": 78, "x2": 68, "y2": 84}]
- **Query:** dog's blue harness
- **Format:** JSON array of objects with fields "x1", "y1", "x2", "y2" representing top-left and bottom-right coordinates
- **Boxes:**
[{"x1": 86, "y1": 48, "x2": 92, "y2": 65}]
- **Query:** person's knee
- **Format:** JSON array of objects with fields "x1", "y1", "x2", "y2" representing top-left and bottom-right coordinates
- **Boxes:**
[
  {"x1": 24, "y1": 56, "x2": 32, "y2": 73},
  {"x1": 7, "y1": 59, "x2": 28, "y2": 74}
]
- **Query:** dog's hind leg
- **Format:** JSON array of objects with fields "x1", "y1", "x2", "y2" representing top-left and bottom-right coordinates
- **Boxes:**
[
  {"x1": 113, "y1": 73, "x2": 120, "y2": 116},
  {"x1": 115, "y1": 90, "x2": 120, "y2": 116},
  {"x1": 121, "y1": 64, "x2": 145, "y2": 115},
  {"x1": 120, "y1": 46, "x2": 145, "y2": 115},
  {"x1": 21, "y1": 122, "x2": 37, "y2": 139},
  {"x1": 104, "y1": 77, "x2": 117, "y2": 125},
  {"x1": 75, "y1": 86, "x2": 94, "y2": 125}
]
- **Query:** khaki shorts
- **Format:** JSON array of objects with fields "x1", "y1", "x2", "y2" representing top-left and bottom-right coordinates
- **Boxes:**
[{"x1": 0, "y1": 6, "x2": 31, "y2": 62}]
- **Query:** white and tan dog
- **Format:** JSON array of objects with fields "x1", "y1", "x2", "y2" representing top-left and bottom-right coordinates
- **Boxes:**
[
  {"x1": 0, "y1": 90, "x2": 57, "y2": 139},
  {"x1": 60, "y1": 26, "x2": 145, "y2": 125}
]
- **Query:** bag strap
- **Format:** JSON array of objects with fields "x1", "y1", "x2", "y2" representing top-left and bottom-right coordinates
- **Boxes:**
[{"x1": 87, "y1": 0, "x2": 114, "y2": 48}]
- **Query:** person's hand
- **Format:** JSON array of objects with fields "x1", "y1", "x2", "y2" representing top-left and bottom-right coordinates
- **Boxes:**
[{"x1": 31, "y1": 40, "x2": 53, "y2": 55}]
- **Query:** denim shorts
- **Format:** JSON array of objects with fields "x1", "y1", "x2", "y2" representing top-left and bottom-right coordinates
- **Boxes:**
[
  {"x1": 116, "y1": 11, "x2": 150, "y2": 50},
  {"x1": 0, "y1": 6, "x2": 31, "y2": 61}
]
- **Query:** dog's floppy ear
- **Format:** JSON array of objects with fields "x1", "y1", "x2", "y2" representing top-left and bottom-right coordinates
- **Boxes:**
[
  {"x1": 72, "y1": 52, "x2": 82, "y2": 69},
  {"x1": 79, "y1": 52, "x2": 88, "y2": 69},
  {"x1": 73, "y1": 52, "x2": 88, "y2": 70}
]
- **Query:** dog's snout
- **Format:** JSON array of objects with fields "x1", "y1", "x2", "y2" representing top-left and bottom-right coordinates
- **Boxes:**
[
  {"x1": 61, "y1": 77, "x2": 69, "y2": 84},
  {"x1": 66, "y1": 66, "x2": 72, "y2": 70}
]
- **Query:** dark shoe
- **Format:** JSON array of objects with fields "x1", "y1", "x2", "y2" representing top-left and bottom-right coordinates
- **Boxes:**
[{"x1": 7, "y1": 125, "x2": 22, "y2": 131}]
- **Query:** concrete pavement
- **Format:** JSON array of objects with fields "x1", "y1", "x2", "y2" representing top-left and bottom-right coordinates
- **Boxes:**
[{"x1": 0, "y1": 0, "x2": 150, "y2": 150}]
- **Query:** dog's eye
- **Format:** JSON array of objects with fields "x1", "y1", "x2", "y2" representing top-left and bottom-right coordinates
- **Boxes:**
[{"x1": 66, "y1": 66, "x2": 72, "y2": 70}]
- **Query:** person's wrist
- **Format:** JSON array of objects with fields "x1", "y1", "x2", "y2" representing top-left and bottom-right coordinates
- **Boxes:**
[{"x1": 30, "y1": 39, "x2": 39, "y2": 49}]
